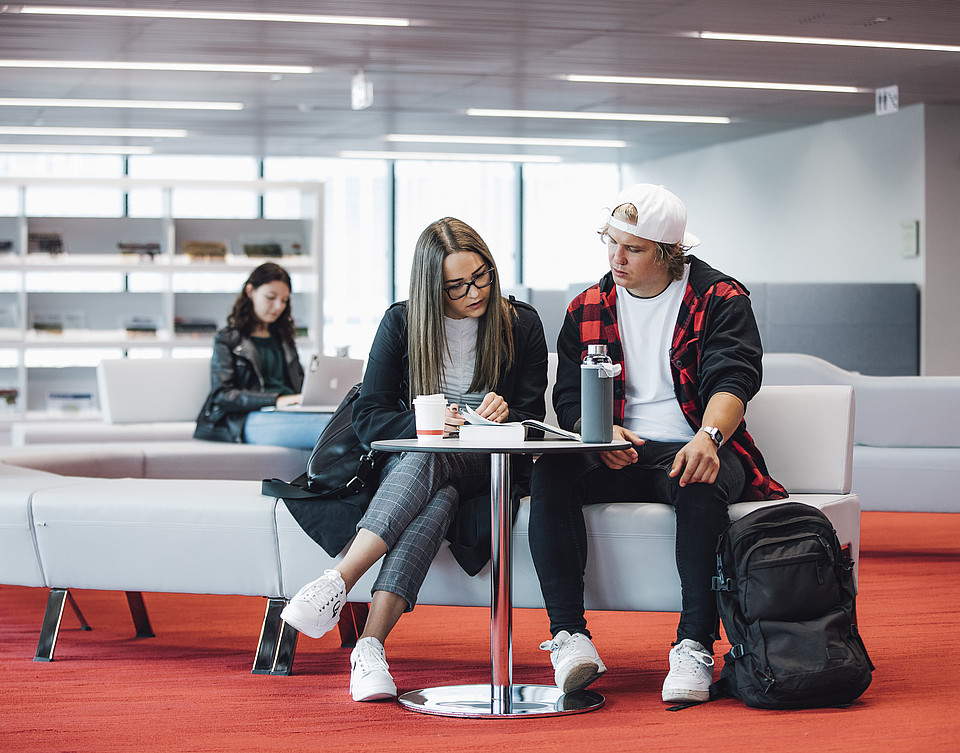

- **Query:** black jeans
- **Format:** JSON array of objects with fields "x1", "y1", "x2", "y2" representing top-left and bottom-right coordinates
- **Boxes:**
[{"x1": 528, "y1": 440, "x2": 745, "y2": 652}]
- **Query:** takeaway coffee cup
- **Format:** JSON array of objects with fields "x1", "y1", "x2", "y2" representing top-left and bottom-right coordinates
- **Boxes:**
[{"x1": 413, "y1": 393, "x2": 447, "y2": 441}]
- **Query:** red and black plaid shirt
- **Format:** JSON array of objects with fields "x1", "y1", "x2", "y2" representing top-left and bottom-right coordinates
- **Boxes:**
[{"x1": 556, "y1": 257, "x2": 787, "y2": 502}]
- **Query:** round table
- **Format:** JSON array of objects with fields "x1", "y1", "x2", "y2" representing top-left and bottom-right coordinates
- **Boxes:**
[{"x1": 370, "y1": 436, "x2": 629, "y2": 719}]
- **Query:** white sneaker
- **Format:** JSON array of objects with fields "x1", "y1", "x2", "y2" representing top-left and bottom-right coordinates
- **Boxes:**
[
  {"x1": 350, "y1": 637, "x2": 397, "y2": 702},
  {"x1": 280, "y1": 570, "x2": 347, "y2": 639},
  {"x1": 661, "y1": 639, "x2": 715, "y2": 703},
  {"x1": 539, "y1": 630, "x2": 607, "y2": 693}
]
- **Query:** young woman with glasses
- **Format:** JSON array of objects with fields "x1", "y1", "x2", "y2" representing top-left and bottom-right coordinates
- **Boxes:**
[{"x1": 281, "y1": 217, "x2": 548, "y2": 702}]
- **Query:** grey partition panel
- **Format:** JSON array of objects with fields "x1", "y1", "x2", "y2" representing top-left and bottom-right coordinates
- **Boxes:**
[
  {"x1": 750, "y1": 283, "x2": 919, "y2": 376},
  {"x1": 529, "y1": 289, "x2": 573, "y2": 353}
]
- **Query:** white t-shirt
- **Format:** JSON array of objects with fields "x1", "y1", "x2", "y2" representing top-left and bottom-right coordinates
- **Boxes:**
[
  {"x1": 440, "y1": 315, "x2": 486, "y2": 410},
  {"x1": 616, "y1": 265, "x2": 696, "y2": 442}
]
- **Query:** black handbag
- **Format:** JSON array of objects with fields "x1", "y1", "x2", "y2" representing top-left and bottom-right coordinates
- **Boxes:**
[{"x1": 262, "y1": 383, "x2": 388, "y2": 556}]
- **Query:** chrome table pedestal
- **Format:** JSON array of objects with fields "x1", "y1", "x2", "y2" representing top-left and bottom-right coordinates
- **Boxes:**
[{"x1": 371, "y1": 439, "x2": 626, "y2": 719}]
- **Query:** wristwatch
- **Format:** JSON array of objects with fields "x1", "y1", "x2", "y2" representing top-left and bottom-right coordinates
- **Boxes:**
[{"x1": 699, "y1": 425, "x2": 723, "y2": 448}]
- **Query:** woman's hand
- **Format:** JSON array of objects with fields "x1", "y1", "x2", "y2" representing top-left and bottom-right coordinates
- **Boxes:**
[
  {"x1": 444, "y1": 404, "x2": 465, "y2": 436},
  {"x1": 476, "y1": 392, "x2": 510, "y2": 423},
  {"x1": 276, "y1": 393, "x2": 301, "y2": 408}
]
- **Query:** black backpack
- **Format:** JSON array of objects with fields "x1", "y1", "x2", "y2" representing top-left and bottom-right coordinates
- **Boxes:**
[
  {"x1": 711, "y1": 502, "x2": 874, "y2": 709},
  {"x1": 261, "y1": 383, "x2": 387, "y2": 557}
]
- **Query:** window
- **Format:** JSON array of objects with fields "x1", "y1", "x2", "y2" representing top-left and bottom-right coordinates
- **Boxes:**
[
  {"x1": 127, "y1": 155, "x2": 260, "y2": 218},
  {"x1": 263, "y1": 158, "x2": 390, "y2": 361},
  {"x1": 394, "y1": 161, "x2": 519, "y2": 297},
  {"x1": 0, "y1": 154, "x2": 125, "y2": 217},
  {"x1": 521, "y1": 163, "x2": 621, "y2": 290}
]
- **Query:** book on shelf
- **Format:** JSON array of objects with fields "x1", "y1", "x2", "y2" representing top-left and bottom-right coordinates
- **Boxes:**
[
  {"x1": 46, "y1": 391, "x2": 95, "y2": 414},
  {"x1": 457, "y1": 404, "x2": 581, "y2": 444},
  {"x1": 174, "y1": 316, "x2": 218, "y2": 335},
  {"x1": 117, "y1": 242, "x2": 161, "y2": 260},
  {"x1": 30, "y1": 311, "x2": 85, "y2": 334},
  {"x1": 0, "y1": 387, "x2": 19, "y2": 408},
  {"x1": 240, "y1": 233, "x2": 304, "y2": 257},
  {"x1": 242, "y1": 242, "x2": 283, "y2": 257},
  {"x1": 181, "y1": 241, "x2": 227, "y2": 260},
  {"x1": 124, "y1": 316, "x2": 158, "y2": 337},
  {"x1": 27, "y1": 232, "x2": 63, "y2": 255}
]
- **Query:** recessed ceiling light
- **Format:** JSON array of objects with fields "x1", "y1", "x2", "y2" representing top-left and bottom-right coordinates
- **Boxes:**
[
  {"x1": 0, "y1": 98, "x2": 243, "y2": 110},
  {"x1": 699, "y1": 31, "x2": 960, "y2": 53},
  {"x1": 340, "y1": 150, "x2": 562, "y2": 163},
  {"x1": 14, "y1": 5, "x2": 410, "y2": 26},
  {"x1": 385, "y1": 134, "x2": 627, "y2": 148},
  {"x1": 564, "y1": 74, "x2": 863, "y2": 94},
  {"x1": 0, "y1": 126, "x2": 187, "y2": 137},
  {"x1": 0, "y1": 144, "x2": 155, "y2": 154},
  {"x1": 0, "y1": 60, "x2": 314, "y2": 74},
  {"x1": 466, "y1": 109, "x2": 730, "y2": 125}
]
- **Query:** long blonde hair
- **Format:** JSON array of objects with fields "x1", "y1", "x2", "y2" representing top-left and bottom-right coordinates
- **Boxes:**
[{"x1": 407, "y1": 217, "x2": 514, "y2": 400}]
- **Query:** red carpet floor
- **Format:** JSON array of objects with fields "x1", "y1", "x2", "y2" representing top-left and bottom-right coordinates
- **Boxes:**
[{"x1": 1, "y1": 511, "x2": 959, "y2": 753}]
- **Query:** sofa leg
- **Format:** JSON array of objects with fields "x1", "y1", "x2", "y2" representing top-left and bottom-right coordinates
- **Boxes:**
[
  {"x1": 66, "y1": 591, "x2": 92, "y2": 631},
  {"x1": 337, "y1": 602, "x2": 369, "y2": 648},
  {"x1": 124, "y1": 592, "x2": 154, "y2": 638},
  {"x1": 253, "y1": 598, "x2": 286, "y2": 675},
  {"x1": 270, "y1": 621, "x2": 299, "y2": 676},
  {"x1": 35, "y1": 588, "x2": 69, "y2": 662}
]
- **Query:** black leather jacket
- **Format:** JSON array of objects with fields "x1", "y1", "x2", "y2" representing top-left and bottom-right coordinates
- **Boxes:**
[{"x1": 193, "y1": 327, "x2": 304, "y2": 443}]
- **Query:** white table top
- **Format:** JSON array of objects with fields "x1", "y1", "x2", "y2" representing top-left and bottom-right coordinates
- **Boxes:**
[{"x1": 370, "y1": 437, "x2": 631, "y2": 454}]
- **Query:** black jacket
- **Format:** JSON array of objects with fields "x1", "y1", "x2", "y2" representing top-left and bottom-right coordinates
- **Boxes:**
[
  {"x1": 354, "y1": 298, "x2": 548, "y2": 574},
  {"x1": 193, "y1": 327, "x2": 304, "y2": 443}
]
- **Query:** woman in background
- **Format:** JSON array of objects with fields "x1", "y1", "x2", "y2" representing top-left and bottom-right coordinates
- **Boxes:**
[
  {"x1": 194, "y1": 261, "x2": 328, "y2": 449},
  {"x1": 280, "y1": 218, "x2": 547, "y2": 702}
]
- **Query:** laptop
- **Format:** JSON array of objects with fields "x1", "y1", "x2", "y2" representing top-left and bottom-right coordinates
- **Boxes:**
[{"x1": 270, "y1": 354, "x2": 364, "y2": 412}]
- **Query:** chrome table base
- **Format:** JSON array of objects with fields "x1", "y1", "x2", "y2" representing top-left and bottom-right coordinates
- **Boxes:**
[{"x1": 399, "y1": 685, "x2": 604, "y2": 718}]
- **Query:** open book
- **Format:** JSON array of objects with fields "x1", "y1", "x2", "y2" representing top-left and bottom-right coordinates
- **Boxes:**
[{"x1": 458, "y1": 404, "x2": 581, "y2": 443}]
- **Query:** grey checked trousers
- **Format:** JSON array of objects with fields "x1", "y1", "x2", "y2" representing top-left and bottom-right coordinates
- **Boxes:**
[{"x1": 358, "y1": 450, "x2": 489, "y2": 610}]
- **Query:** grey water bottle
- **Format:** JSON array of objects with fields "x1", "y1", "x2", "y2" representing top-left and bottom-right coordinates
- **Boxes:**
[{"x1": 580, "y1": 344, "x2": 614, "y2": 443}]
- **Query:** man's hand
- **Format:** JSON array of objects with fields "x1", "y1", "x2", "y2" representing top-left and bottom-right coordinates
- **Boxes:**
[
  {"x1": 599, "y1": 425, "x2": 644, "y2": 470},
  {"x1": 669, "y1": 431, "x2": 720, "y2": 486}
]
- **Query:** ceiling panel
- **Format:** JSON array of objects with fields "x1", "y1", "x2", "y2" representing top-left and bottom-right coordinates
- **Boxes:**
[{"x1": 1, "y1": 0, "x2": 958, "y2": 163}]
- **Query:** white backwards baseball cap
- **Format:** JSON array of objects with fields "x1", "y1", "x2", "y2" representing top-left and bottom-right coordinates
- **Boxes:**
[{"x1": 603, "y1": 183, "x2": 701, "y2": 248}]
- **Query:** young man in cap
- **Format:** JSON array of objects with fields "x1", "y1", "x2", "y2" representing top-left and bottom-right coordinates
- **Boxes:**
[{"x1": 529, "y1": 184, "x2": 786, "y2": 702}]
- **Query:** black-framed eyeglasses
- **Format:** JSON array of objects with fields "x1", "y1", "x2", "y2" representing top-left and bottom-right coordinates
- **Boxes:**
[{"x1": 444, "y1": 267, "x2": 496, "y2": 300}]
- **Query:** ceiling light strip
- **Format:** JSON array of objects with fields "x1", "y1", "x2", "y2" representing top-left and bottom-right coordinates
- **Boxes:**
[
  {"x1": 386, "y1": 134, "x2": 627, "y2": 148},
  {"x1": 0, "y1": 98, "x2": 243, "y2": 110},
  {"x1": 466, "y1": 109, "x2": 730, "y2": 124},
  {"x1": 340, "y1": 151, "x2": 562, "y2": 163},
  {"x1": 0, "y1": 126, "x2": 187, "y2": 137},
  {"x1": 0, "y1": 144, "x2": 155, "y2": 154},
  {"x1": 0, "y1": 60, "x2": 313, "y2": 74},
  {"x1": 699, "y1": 31, "x2": 960, "y2": 53},
  {"x1": 565, "y1": 74, "x2": 862, "y2": 94},
  {"x1": 16, "y1": 5, "x2": 410, "y2": 26}
]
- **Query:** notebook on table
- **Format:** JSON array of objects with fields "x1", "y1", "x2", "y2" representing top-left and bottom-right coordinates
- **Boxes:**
[{"x1": 268, "y1": 354, "x2": 363, "y2": 412}]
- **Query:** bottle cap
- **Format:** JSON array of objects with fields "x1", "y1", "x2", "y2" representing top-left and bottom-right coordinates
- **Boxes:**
[{"x1": 587, "y1": 344, "x2": 608, "y2": 356}]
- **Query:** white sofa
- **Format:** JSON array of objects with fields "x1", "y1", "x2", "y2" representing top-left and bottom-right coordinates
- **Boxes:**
[
  {"x1": 763, "y1": 353, "x2": 960, "y2": 512},
  {"x1": 0, "y1": 384, "x2": 861, "y2": 676},
  {"x1": 10, "y1": 357, "x2": 210, "y2": 445}
]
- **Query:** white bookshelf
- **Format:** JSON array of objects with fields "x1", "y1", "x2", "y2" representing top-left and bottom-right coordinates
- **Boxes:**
[{"x1": 0, "y1": 177, "x2": 323, "y2": 423}]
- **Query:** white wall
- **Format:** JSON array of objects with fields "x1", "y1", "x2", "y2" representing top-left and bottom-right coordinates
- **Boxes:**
[
  {"x1": 624, "y1": 103, "x2": 960, "y2": 375},
  {"x1": 623, "y1": 105, "x2": 926, "y2": 286}
]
